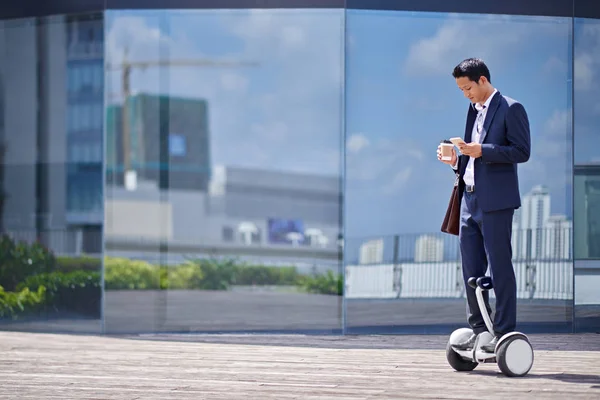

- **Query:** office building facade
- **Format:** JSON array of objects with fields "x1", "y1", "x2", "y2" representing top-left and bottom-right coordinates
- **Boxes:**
[{"x1": 0, "y1": 0, "x2": 599, "y2": 335}]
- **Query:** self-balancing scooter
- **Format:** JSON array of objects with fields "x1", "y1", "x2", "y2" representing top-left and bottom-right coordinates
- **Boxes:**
[{"x1": 446, "y1": 276, "x2": 534, "y2": 377}]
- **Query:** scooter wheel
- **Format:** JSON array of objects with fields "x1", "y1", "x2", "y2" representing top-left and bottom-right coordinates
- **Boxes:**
[
  {"x1": 446, "y1": 340, "x2": 478, "y2": 372},
  {"x1": 496, "y1": 334, "x2": 534, "y2": 377}
]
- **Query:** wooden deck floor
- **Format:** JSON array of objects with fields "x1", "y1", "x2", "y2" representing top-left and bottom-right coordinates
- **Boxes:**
[{"x1": 0, "y1": 332, "x2": 599, "y2": 399}]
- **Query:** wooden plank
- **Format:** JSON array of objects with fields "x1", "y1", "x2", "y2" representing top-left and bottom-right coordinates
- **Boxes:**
[{"x1": 0, "y1": 332, "x2": 599, "y2": 399}]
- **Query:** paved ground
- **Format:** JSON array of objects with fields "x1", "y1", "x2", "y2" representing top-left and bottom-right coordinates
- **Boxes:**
[
  {"x1": 1, "y1": 290, "x2": 587, "y2": 335},
  {"x1": 0, "y1": 331, "x2": 599, "y2": 399}
]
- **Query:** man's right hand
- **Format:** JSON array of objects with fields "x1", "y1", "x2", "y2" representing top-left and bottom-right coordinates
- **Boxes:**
[{"x1": 437, "y1": 144, "x2": 457, "y2": 166}]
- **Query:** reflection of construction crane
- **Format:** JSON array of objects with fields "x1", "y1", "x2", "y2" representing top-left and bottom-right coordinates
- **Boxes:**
[{"x1": 106, "y1": 49, "x2": 259, "y2": 177}]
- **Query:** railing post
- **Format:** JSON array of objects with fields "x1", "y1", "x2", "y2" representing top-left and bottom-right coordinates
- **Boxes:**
[
  {"x1": 525, "y1": 263, "x2": 537, "y2": 299},
  {"x1": 392, "y1": 234, "x2": 401, "y2": 298},
  {"x1": 456, "y1": 263, "x2": 465, "y2": 298}
]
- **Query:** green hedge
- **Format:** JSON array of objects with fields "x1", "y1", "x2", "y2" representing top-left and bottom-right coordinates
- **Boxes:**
[
  {"x1": 0, "y1": 285, "x2": 46, "y2": 319},
  {"x1": 102, "y1": 257, "x2": 305, "y2": 291},
  {"x1": 298, "y1": 270, "x2": 343, "y2": 296},
  {"x1": 104, "y1": 257, "x2": 162, "y2": 290},
  {"x1": 101, "y1": 257, "x2": 339, "y2": 295},
  {"x1": 0, "y1": 233, "x2": 343, "y2": 320},
  {"x1": 17, "y1": 271, "x2": 101, "y2": 317},
  {"x1": 56, "y1": 256, "x2": 101, "y2": 274},
  {"x1": 0, "y1": 235, "x2": 56, "y2": 291}
]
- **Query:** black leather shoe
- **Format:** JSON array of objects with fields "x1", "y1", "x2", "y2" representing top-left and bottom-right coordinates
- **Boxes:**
[
  {"x1": 452, "y1": 333, "x2": 478, "y2": 351},
  {"x1": 481, "y1": 336, "x2": 499, "y2": 353}
]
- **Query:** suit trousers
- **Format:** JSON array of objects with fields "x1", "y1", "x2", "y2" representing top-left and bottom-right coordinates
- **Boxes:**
[{"x1": 459, "y1": 189, "x2": 517, "y2": 336}]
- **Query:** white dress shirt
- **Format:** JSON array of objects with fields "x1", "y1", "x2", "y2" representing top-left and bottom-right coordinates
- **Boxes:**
[{"x1": 462, "y1": 89, "x2": 497, "y2": 187}]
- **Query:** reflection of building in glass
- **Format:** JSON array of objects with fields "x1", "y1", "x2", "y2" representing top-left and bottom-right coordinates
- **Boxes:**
[
  {"x1": 512, "y1": 185, "x2": 571, "y2": 260},
  {"x1": 359, "y1": 239, "x2": 384, "y2": 264},
  {"x1": 348, "y1": 184, "x2": 571, "y2": 265},
  {"x1": 0, "y1": 20, "x2": 63, "y2": 232},
  {"x1": 414, "y1": 234, "x2": 443, "y2": 262},
  {"x1": 517, "y1": 185, "x2": 551, "y2": 259},
  {"x1": 105, "y1": 164, "x2": 341, "y2": 258},
  {"x1": 544, "y1": 215, "x2": 572, "y2": 260},
  {"x1": 574, "y1": 164, "x2": 600, "y2": 259},
  {"x1": 0, "y1": 16, "x2": 103, "y2": 253},
  {"x1": 106, "y1": 93, "x2": 211, "y2": 192},
  {"x1": 66, "y1": 14, "x2": 104, "y2": 224}
]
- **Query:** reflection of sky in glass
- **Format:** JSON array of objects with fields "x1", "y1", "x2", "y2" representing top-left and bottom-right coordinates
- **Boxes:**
[
  {"x1": 105, "y1": 9, "x2": 344, "y2": 178},
  {"x1": 345, "y1": 10, "x2": 573, "y2": 236},
  {"x1": 104, "y1": 9, "x2": 584, "y2": 238},
  {"x1": 574, "y1": 18, "x2": 600, "y2": 165}
]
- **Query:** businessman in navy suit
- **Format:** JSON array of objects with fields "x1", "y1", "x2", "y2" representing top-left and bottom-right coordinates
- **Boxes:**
[{"x1": 437, "y1": 58, "x2": 531, "y2": 352}]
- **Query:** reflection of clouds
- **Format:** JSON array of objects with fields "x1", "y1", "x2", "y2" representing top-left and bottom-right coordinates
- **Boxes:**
[
  {"x1": 575, "y1": 53, "x2": 594, "y2": 89},
  {"x1": 538, "y1": 109, "x2": 571, "y2": 157},
  {"x1": 542, "y1": 55, "x2": 568, "y2": 77},
  {"x1": 405, "y1": 14, "x2": 568, "y2": 76},
  {"x1": 575, "y1": 19, "x2": 600, "y2": 164},
  {"x1": 346, "y1": 134, "x2": 423, "y2": 195},
  {"x1": 520, "y1": 108, "x2": 572, "y2": 190},
  {"x1": 105, "y1": 16, "x2": 170, "y2": 65},
  {"x1": 105, "y1": 9, "x2": 344, "y2": 176},
  {"x1": 347, "y1": 133, "x2": 370, "y2": 153},
  {"x1": 576, "y1": 21, "x2": 600, "y2": 89},
  {"x1": 382, "y1": 167, "x2": 413, "y2": 195}
]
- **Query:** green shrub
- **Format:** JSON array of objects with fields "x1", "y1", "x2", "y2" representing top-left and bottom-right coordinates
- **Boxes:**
[
  {"x1": 183, "y1": 258, "x2": 237, "y2": 290},
  {"x1": 0, "y1": 235, "x2": 56, "y2": 291},
  {"x1": 17, "y1": 271, "x2": 101, "y2": 317},
  {"x1": 235, "y1": 264, "x2": 300, "y2": 286},
  {"x1": 166, "y1": 263, "x2": 204, "y2": 290},
  {"x1": 159, "y1": 266, "x2": 169, "y2": 290},
  {"x1": 101, "y1": 256, "x2": 341, "y2": 296},
  {"x1": 299, "y1": 270, "x2": 343, "y2": 296},
  {"x1": 56, "y1": 255, "x2": 101, "y2": 274},
  {"x1": 0, "y1": 285, "x2": 46, "y2": 319},
  {"x1": 104, "y1": 257, "x2": 161, "y2": 290}
]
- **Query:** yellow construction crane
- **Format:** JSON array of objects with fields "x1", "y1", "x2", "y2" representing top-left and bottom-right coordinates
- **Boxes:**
[{"x1": 106, "y1": 48, "x2": 259, "y2": 176}]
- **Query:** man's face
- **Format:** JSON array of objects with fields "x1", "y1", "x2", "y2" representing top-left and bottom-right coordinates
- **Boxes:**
[{"x1": 456, "y1": 76, "x2": 487, "y2": 104}]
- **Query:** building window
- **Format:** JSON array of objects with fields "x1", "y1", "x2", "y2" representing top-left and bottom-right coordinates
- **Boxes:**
[{"x1": 222, "y1": 226, "x2": 234, "y2": 242}]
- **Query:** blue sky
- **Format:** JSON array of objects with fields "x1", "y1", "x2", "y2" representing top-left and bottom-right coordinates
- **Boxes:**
[{"x1": 105, "y1": 10, "x2": 599, "y2": 239}]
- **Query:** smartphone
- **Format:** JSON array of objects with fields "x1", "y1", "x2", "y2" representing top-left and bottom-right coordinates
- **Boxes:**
[{"x1": 449, "y1": 137, "x2": 466, "y2": 146}]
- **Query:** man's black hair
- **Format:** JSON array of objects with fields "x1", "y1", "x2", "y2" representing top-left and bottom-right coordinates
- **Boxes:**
[{"x1": 452, "y1": 58, "x2": 491, "y2": 84}]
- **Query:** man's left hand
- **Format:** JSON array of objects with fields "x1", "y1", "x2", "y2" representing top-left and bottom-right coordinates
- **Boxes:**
[{"x1": 458, "y1": 142, "x2": 482, "y2": 158}]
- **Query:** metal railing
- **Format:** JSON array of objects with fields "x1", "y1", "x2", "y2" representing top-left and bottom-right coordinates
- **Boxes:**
[
  {"x1": 345, "y1": 228, "x2": 574, "y2": 301},
  {"x1": 0, "y1": 227, "x2": 576, "y2": 300}
]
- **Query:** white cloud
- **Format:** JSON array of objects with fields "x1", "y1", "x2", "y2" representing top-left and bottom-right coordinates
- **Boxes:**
[
  {"x1": 407, "y1": 149, "x2": 425, "y2": 161},
  {"x1": 220, "y1": 72, "x2": 249, "y2": 92},
  {"x1": 346, "y1": 135, "x2": 424, "y2": 194},
  {"x1": 575, "y1": 19, "x2": 600, "y2": 92},
  {"x1": 250, "y1": 121, "x2": 289, "y2": 143},
  {"x1": 542, "y1": 55, "x2": 568, "y2": 77},
  {"x1": 105, "y1": 16, "x2": 170, "y2": 66},
  {"x1": 382, "y1": 167, "x2": 413, "y2": 195},
  {"x1": 404, "y1": 15, "x2": 568, "y2": 76},
  {"x1": 575, "y1": 54, "x2": 594, "y2": 89},
  {"x1": 520, "y1": 108, "x2": 571, "y2": 191},
  {"x1": 346, "y1": 133, "x2": 370, "y2": 153},
  {"x1": 105, "y1": 10, "x2": 345, "y2": 176},
  {"x1": 538, "y1": 109, "x2": 570, "y2": 158}
]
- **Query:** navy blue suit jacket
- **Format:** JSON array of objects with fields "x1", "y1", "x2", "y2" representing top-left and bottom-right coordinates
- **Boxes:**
[{"x1": 456, "y1": 91, "x2": 531, "y2": 212}]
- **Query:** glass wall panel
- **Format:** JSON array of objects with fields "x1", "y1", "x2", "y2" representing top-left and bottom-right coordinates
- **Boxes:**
[
  {"x1": 574, "y1": 17, "x2": 600, "y2": 331},
  {"x1": 104, "y1": 9, "x2": 344, "y2": 333},
  {"x1": 344, "y1": 10, "x2": 573, "y2": 334},
  {"x1": 0, "y1": 13, "x2": 104, "y2": 333}
]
